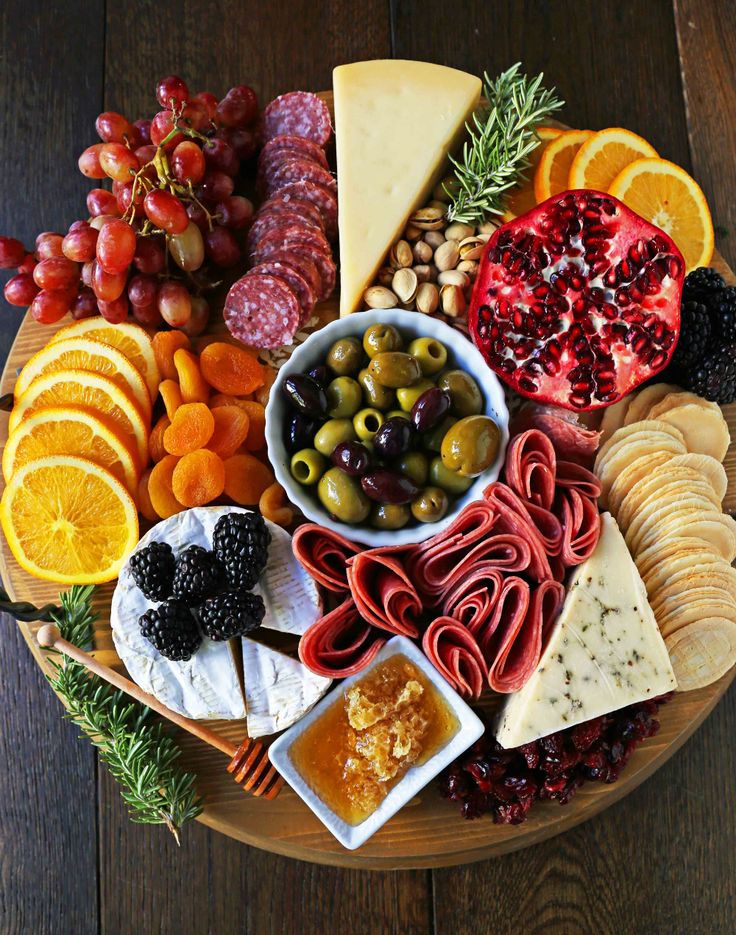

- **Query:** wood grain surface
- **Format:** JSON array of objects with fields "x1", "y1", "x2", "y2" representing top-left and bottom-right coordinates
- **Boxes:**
[{"x1": 0, "y1": 0, "x2": 734, "y2": 932}]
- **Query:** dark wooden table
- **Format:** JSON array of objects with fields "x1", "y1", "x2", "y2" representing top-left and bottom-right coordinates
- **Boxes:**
[{"x1": 1, "y1": 1, "x2": 734, "y2": 932}]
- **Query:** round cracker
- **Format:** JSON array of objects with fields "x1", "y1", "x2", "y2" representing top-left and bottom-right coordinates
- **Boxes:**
[
  {"x1": 658, "y1": 595, "x2": 736, "y2": 639},
  {"x1": 600, "y1": 395, "x2": 634, "y2": 444},
  {"x1": 594, "y1": 420, "x2": 686, "y2": 470},
  {"x1": 629, "y1": 501, "x2": 722, "y2": 555},
  {"x1": 636, "y1": 536, "x2": 728, "y2": 578},
  {"x1": 625, "y1": 490, "x2": 720, "y2": 545},
  {"x1": 643, "y1": 549, "x2": 722, "y2": 595},
  {"x1": 598, "y1": 444, "x2": 678, "y2": 509},
  {"x1": 667, "y1": 453, "x2": 728, "y2": 501},
  {"x1": 648, "y1": 391, "x2": 722, "y2": 420},
  {"x1": 656, "y1": 404, "x2": 731, "y2": 461},
  {"x1": 618, "y1": 472, "x2": 719, "y2": 533},
  {"x1": 637, "y1": 510, "x2": 736, "y2": 556},
  {"x1": 665, "y1": 618, "x2": 736, "y2": 690},
  {"x1": 651, "y1": 562, "x2": 736, "y2": 612},
  {"x1": 624, "y1": 382, "x2": 681, "y2": 425}
]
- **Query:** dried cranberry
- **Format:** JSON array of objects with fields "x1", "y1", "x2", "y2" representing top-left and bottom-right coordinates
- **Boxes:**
[{"x1": 570, "y1": 717, "x2": 604, "y2": 751}]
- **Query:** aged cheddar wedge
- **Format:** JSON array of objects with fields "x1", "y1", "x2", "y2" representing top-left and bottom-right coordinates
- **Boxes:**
[
  {"x1": 333, "y1": 60, "x2": 481, "y2": 316},
  {"x1": 496, "y1": 513, "x2": 676, "y2": 748}
]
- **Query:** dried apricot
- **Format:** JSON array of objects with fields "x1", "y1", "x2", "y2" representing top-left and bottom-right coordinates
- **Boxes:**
[
  {"x1": 137, "y1": 468, "x2": 159, "y2": 522},
  {"x1": 172, "y1": 449, "x2": 225, "y2": 506},
  {"x1": 259, "y1": 481, "x2": 293, "y2": 527},
  {"x1": 254, "y1": 365, "x2": 277, "y2": 406},
  {"x1": 223, "y1": 453, "x2": 274, "y2": 505},
  {"x1": 149, "y1": 414, "x2": 171, "y2": 462},
  {"x1": 164, "y1": 402, "x2": 215, "y2": 456},
  {"x1": 174, "y1": 348, "x2": 210, "y2": 404},
  {"x1": 159, "y1": 379, "x2": 183, "y2": 420},
  {"x1": 207, "y1": 406, "x2": 250, "y2": 459},
  {"x1": 152, "y1": 330, "x2": 191, "y2": 381},
  {"x1": 200, "y1": 342, "x2": 265, "y2": 395},
  {"x1": 148, "y1": 454, "x2": 185, "y2": 519},
  {"x1": 210, "y1": 393, "x2": 241, "y2": 409},
  {"x1": 238, "y1": 401, "x2": 266, "y2": 451}
]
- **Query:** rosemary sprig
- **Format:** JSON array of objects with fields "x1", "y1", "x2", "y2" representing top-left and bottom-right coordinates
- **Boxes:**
[{"x1": 446, "y1": 63, "x2": 564, "y2": 225}]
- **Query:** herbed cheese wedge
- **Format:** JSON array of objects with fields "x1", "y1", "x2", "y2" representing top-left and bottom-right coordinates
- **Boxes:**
[
  {"x1": 496, "y1": 512, "x2": 677, "y2": 748},
  {"x1": 333, "y1": 60, "x2": 482, "y2": 316}
]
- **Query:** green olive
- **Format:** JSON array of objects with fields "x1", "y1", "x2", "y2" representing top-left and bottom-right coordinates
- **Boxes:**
[
  {"x1": 326, "y1": 337, "x2": 363, "y2": 376},
  {"x1": 371, "y1": 502, "x2": 411, "y2": 530},
  {"x1": 368, "y1": 352, "x2": 421, "y2": 388},
  {"x1": 318, "y1": 467, "x2": 371, "y2": 524},
  {"x1": 363, "y1": 323, "x2": 403, "y2": 357},
  {"x1": 314, "y1": 418, "x2": 357, "y2": 457},
  {"x1": 326, "y1": 376, "x2": 362, "y2": 418},
  {"x1": 396, "y1": 378, "x2": 434, "y2": 411},
  {"x1": 407, "y1": 337, "x2": 448, "y2": 376},
  {"x1": 411, "y1": 486, "x2": 449, "y2": 523},
  {"x1": 358, "y1": 367, "x2": 395, "y2": 409},
  {"x1": 395, "y1": 451, "x2": 429, "y2": 487},
  {"x1": 386, "y1": 409, "x2": 410, "y2": 421},
  {"x1": 429, "y1": 456, "x2": 474, "y2": 494},
  {"x1": 290, "y1": 448, "x2": 326, "y2": 485},
  {"x1": 441, "y1": 415, "x2": 502, "y2": 477},
  {"x1": 423, "y1": 415, "x2": 457, "y2": 452},
  {"x1": 437, "y1": 369, "x2": 484, "y2": 416},
  {"x1": 353, "y1": 407, "x2": 385, "y2": 441}
]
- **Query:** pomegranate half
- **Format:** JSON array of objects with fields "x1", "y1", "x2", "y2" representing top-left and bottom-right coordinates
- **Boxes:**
[{"x1": 469, "y1": 190, "x2": 684, "y2": 410}]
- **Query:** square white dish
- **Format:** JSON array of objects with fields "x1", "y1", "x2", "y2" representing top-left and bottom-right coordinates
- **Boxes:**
[{"x1": 268, "y1": 635, "x2": 485, "y2": 850}]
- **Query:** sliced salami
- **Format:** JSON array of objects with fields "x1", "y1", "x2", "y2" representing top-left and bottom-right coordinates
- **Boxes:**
[
  {"x1": 260, "y1": 134, "x2": 330, "y2": 171},
  {"x1": 346, "y1": 550, "x2": 422, "y2": 638},
  {"x1": 252, "y1": 221, "x2": 330, "y2": 258},
  {"x1": 555, "y1": 459, "x2": 602, "y2": 498},
  {"x1": 249, "y1": 260, "x2": 316, "y2": 324},
  {"x1": 555, "y1": 488, "x2": 602, "y2": 566},
  {"x1": 264, "y1": 180, "x2": 338, "y2": 240},
  {"x1": 421, "y1": 617, "x2": 487, "y2": 699},
  {"x1": 265, "y1": 158, "x2": 337, "y2": 199},
  {"x1": 442, "y1": 564, "x2": 506, "y2": 632},
  {"x1": 223, "y1": 273, "x2": 301, "y2": 349},
  {"x1": 256, "y1": 241, "x2": 336, "y2": 302},
  {"x1": 262, "y1": 91, "x2": 332, "y2": 146},
  {"x1": 246, "y1": 210, "x2": 322, "y2": 257},
  {"x1": 511, "y1": 403, "x2": 601, "y2": 466},
  {"x1": 504, "y1": 430, "x2": 557, "y2": 510},
  {"x1": 262, "y1": 250, "x2": 323, "y2": 305},
  {"x1": 259, "y1": 192, "x2": 326, "y2": 232},
  {"x1": 482, "y1": 483, "x2": 557, "y2": 580},
  {"x1": 291, "y1": 523, "x2": 359, "y2": 592},
  {"x1": 298, "y1": 598, "x2": 385, "y2": 678}
]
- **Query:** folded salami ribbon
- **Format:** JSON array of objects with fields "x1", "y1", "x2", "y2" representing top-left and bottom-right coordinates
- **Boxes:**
[
  {"x1": 504, "y1": 430, "x2": 557, "y2": 510},
  {"x1": 556, "y1": 488, "x2": 602, "y2": 566},
  {"x1": 298, "y1": 598, "x2": 386, "y2": 677},
  {"x1": 347, "y1": 550, "x2": 422, "y2": 637},
  {"x1": 555, "y1": 459, "x2": 602, "y2": 499},
  {"x1": 483, "y1": 482, "x2": 557, "y2": 580},
  {"x1": 421, "y1": 616, "x2": 487, "y2": 699},
  {"x1": 442, "y1": 564, "x2": 506, "y2": 630},
  {"x1": 510, "y1": 404, "x2": 601, "y2": 465},
  {"x1": 292, "y1": 523, "x2": 360, "y2": 592}
]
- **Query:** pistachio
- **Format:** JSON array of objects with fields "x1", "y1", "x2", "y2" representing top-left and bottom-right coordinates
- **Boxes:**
[
  {"x1": 434, "y1": 240, "x2": 460, "y2": 272},
  {"x1": 389, "y1": 239, "x2": 413, "y2": 269},
  {"x1": 438, "y1": 269, "x2": 470, "y2": 289},
  {"x1": 458, "y1": 236, "x2": 485, "y2": 261},
  {"x1": 392, "y1": 267, "x2": 418, "y2": 304},
  {"x1": 457, "y1": 259, "x2": 479, "y2": 279},
  {"x1": 478, "y1": 219, "x2": 500, "y2": 235},
  {"x1": 412, "y1": 240, "x2": 433, "y2": 264},
  {"x1": 424, "y1": 230, "x2": 446, "y2": 250},
  {"x1": 428, "y1": 199, "x2": 449, "y2": 213},
  {"x1": 445, "y1": 222, "x2": 475, "y2": 242},
  {"x1": 363, "y1": 285, "x2": 399, "y2": 309},
  {"x1": 377, "y1": 266, "x2": 395, "y2": 288},
  {"x1": 413, "y1": 264, "x2": 433, "y2": 283},
  {"x1": 477, "y1": 232, "x2": 493, "y2": 243},
  {"x1": 404, "y1": 223, "x2": 423, "y2": 242},
  {"x1": 431, "y1": 180, "x2": 452, "y2": 203},
  {"x1": 416, "y1": 282, "x2": 440, "y2": 314},
  {"x1": 440, "y1": 283, "x2": 466, "y2": 317},
  {"x1": 409, "y1": 205, "x2": 445, "y2": 230}
]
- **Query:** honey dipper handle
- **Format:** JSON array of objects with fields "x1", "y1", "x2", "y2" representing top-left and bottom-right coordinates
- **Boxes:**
[{"x1": 37, "y1": 624, "x2": 237, "y2": 758}]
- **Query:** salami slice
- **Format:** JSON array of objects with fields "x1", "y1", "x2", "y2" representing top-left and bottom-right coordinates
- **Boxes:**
[
  {"x1": 255, "y1": 241, "x2": 336, "y2": 302},
  {"x1": 249, "y1": 260, "x2": 316, "y2": 323},
  {"x1": 511, "y1": 403, "x2": 601, "y2": 465},
  {"x1": 262, "y1": 250, "x2": 322, "y2": 304},
  {"x1": 265, "y1": 158, "x2": 337, "y2": 200},
  {"x1": 250, "y1": 222, "x2": 331, "y2": 261},
  {"x1": 555, "y1": 488, "x2": 602, "y2": 566},
  {"x1": 292, "y1": 523, "x2": 359, "y2": 592},
  {"x1": 266, "y1": 181, "x2": 337, "y2": 240},
  {"x1": 422, "y1": 617, "x2": 487, "y2": 699},
  {"x1": 504, "y1": 430, "x2": 557, "y2": 510},
  {"x1": 246, "y1": 211, "x2": 322, "y2": 258},
  {"x1": 482, "y1": 483, "x2": 556, "y2": 581},
  {"x1": 442, "y1": 565, "x2": 506, "y2": 632},
  {"x1": 223, "y1": 273, "x2": 301, "y2": 349},
  {"x1": 346, "y1": 550, "x2": 422, "y2": 638},
  {"x1": 555, "y1": 459, "x2": 602, "y2": 499},
  {"x1": 258, "y1": 192, "x2": 326, "y2": 232},
  {"x1": 299, "y1": 598, "x2": 385, "y2": 678},
  {"x1": 262, "y1": 91, "x2": 332, "y2": 146},
  {"x1": 259, "y1": 134, "x2": 330, "y2": 172}
]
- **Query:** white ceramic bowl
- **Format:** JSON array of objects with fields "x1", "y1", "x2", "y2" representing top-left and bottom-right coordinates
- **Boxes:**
[
  {"x1": 265, "y1": 309, "x2": 509, "y2": 547},
  {"x1": 268, "y1": 635, "x2": 485, "y2": 850}
]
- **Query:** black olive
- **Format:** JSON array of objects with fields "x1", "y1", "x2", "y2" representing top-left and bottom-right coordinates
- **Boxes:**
[
  {"x1": 330, "y1": 441, "x2": 371, "y2": 476},
  {"x1": 282, "y1": 373, "x2": 328, "y2": 416}
]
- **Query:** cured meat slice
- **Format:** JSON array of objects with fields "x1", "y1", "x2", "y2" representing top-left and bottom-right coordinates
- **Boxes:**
[
  {"x1": 504, "y1": 430, "x2": 557, "y2": 509},
  {"x1": 555, "y1": 460, "x2": 602, "y2": 499},
  {"x1": 258, "y1": 192, "x2": 326, "y2": 231},
  {"x1": 483, "y1": 483, "x2": 557, "y2": 580},
  {"x1": 255, "y1": 241, "x2": 336, "y2": 302},
  {"x1": 347, "y1": 550, "x2": 422, "y2": 638},
  {"x1": 422, "y1": 617, "x2": 487, "y2": 699},
  {"x1": 262, "y1": 91, "x2": 332, "y2": 146},
  {"x1": 267, "y1": 181, "x2": 338, "y2": 241},
  {"x1": 265, "y1": 158, "x2": 337, "y2": 199},
  {"x1": 511, "y1": 404, "x2": 601, "y2": 465},
  {"x1": 292, "y1": 523, "x2": 359, "y2": 592},
  {"x1": 260, "y1": 249, "x2": 323, "y2": 305},
  {"x1": 555, "y1": 488, "x2": 602, "y2": 566},
  {"x1": 442, "y1": 564, "x2": 506, "y2": 631},
  {"x1": 259, "y1": 134, "x2": 330, "y2": 172},
  {"x1": 249, "y1": 260, "x2": 316, "y2": 323},
  {"x1": 251, "y1": 222, "x2": 331, "y2": 260},
  {"x1": 299, "y1": 598, "x2": 385, "y2": 677},
  {"x1": 223, "y1": 273, "x2": 301, "y2": 349},
  {"x1": 246, "y1": 211, "x2": 322, "y2": 258}
]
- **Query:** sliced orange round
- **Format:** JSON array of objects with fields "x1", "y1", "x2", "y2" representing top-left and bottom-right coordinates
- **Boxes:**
[
  {"x1": 15, "y1": 337, "x2": 152, "y2": 420},
  {"x1": 3, "y1": 406, "x2": 140, "y2": 494},
  {"x1": 609, "y1": 157, "x2": 714, "y2": 272},
  {"x1": 534, "y1": 129, "x2": 593, "y2": 202},
  {"x1": 568, "y1": 127, "x2": 658, "y2": 191},
  {"x1": 0, "y1": 455, "x2": 138, "y2": 584},
  {"x1": 501, "y1": 127, "x2": 563, "y2": 221},
  {"x1": 9, "y1": 369, "x2": 149, "y2": 467},
  {"x1": 50, "y1": 319, "x2": 160, "y2": 401}
]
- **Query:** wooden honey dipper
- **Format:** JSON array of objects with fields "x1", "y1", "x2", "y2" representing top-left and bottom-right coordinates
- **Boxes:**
[{"x1": 36, "y1": 623, "x2": 284, "y2": 799}]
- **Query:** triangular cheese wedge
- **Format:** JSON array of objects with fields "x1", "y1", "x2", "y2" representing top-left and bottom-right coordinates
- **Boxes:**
[
  {"x1": 333, "y1": 60, "x2": 481, "y2": 316},
  {"x1": 496, "y1": 513, "x2": 677, "y2": 748}
]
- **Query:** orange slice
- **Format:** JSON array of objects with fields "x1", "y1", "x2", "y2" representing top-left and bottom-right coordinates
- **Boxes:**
[
  {"x1": 568, "y1": 127, "x2": 658, "y2": 191},
  {"x1": 608, "y1": 157, "x2": 714, "y2": 272},
  {"x1": 50, "y1": 319, "x2": 160, "y2": 401},
  {"x1": 534, "y1": 129, "x2": 593, "y2": 202},
  {"x1": 501, "y1": 127, "x2": 563, "y2": 221},
  {"x1": 0, "y1": 455, "x2": 138, "y2": 584},
  {"x1": 2, "y1": 406, "x2": 140, "y2": 495},
  {"x1": 9, "y1": 369, "x2": 149, "y2": 467},
  {"x1": 15, "y1": 337, "x2": 152, "y2": 421}
]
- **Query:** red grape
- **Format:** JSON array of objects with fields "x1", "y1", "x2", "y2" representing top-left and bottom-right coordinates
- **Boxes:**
[
  {"x1": 216, "y1": 127, "x2": 257, "y2": 160},
  {"x1": 133, "y1": 236, "x2": 166, "y2": 274},
  {"x1": 216, "y1": 195, "x2": 253, "y2": 229},
  {"x1": 186, "y1": 202, "x2": 209, "y2": 232},
  {"x1": 205, "y1": 226, "x2": 240, "y2": 267},
  {"x1": 133, "y1": 119, "x2": 152, "y2": 146},
  {"x1": 68, "y1": 220, "x2": 88, "y2": 232},
  {"x1": 87, "y1": 188, "x2": 119, "y2": 218},
  {"x1": 203, "y1": 137, "x2": 239, "y2": 176},
  {"x1": 89, "y1": 215, "x2": 116, "y2": 232},
  {"x1": 0, "y1": 236, "x2": 27, "y2": 268},
  {"x1": 99, "y1": 142, "x2": 139, "y2": 183},
  {"x1": 36, "y1": 232, "x2": 64, "y2": 259},
  {"x1": 168, "y1": 222, "x2": 205, "y2": 271},
  {"x1": 196, "y1": 170, "x2": 234, "y2": 204},
  {"x1": 78, "y1": 144, "x2": 107, "y2": 179},
  {"x1": 96, "y1": 218, "x2": 136, "y2": 274},
  {"x1": 150, "y1": 110, "x2": 184, "y2": 150},
  {"x1": 181, "y1": 296, "x2": 210, "y2": 337},
  {"x1": 143, "y1": 190, "x2": 188, "y2": 234},
  {"x1": 97, "y1": 295, "x2": 129, "y2": 324},
  {"x1": 131, "y1": 301, "x2": 163, "y2": 327},
  {"x1": 81, "y1": 261, "x2": 95, "y2": 288},
  {"x1": 30, "y1": 289, "x2": 74, "y2": 324},
  {"x1": 216, "y1": 85, "x2": 258, "y2": 127},
  {"x1": 33, "y1": 257, "x2": 80, "y2": 291},
  {"x1": 17, "y1": 253, "x2": 37, "y2": 275},
  {"x1": 134, "y1": 144, "x2": 157, "y2": 167},
  {"x1": 115, "y1": 182, "x2": 145, "y2": 217},
  {"x1": 4, "y1": 273, "x2": 39, "y2": 306},
  {"x1": 181, "y1": 100, "x2": 209, "y2": 132},
  {"x1": 70, "y1": 287, "x2": 98, "y2": 320},
  {"x1": 192, "y1": 91, "x2": 218, "y2": 120},
  {"x1": 156, "y1": 75, "x2": 190, "y2": 108},
  {"x1": 171, "y1": 141, "x2": 206, "y2": 185},
  {"x1": 92, "y1": 259, "x2": 127, "y2": 301},
  {"x1": 62, "y1": 223, "x2": 98, "y2": 262},
  {"x1": 127, "y1": 273, "x2": 158, "y2": 308},
  {"x1": 158, "y1": 280, "x2": 192, "y2": 327},
  {"x1": 95, "y1": 111, "x2": 134, "y2": 143}
]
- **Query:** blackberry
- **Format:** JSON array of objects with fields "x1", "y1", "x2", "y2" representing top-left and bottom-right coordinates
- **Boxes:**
[
  {"x1": 711, "y1": 285, "x2": 736, "y2": 344},
  {"x1": 670, "y1": 299, "x2": 712, "y2": 370},
  {"x1": 139, "y1": 599, "x2": 201, "y2": 660},
  {"x1": 129, "y1": 541, "x2": 175, "y2": 602},
  {"x1": 172, "y1": 545, "x2": 224, "y2": 605},
  {"x1": 685, "y1": 348, "x2": 736, "y2": 404},
  {"x1": 212, "y1": 512, "x2": 271, "y2": 590},
  {"x1": 199, "y1": 591, "x2": 266, "y2": 641},
  {"x1": 683, "y1": 266, "x2": 724, "y2": 302}
]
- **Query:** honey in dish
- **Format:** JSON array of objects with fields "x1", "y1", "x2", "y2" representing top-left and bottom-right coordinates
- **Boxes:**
[{"x1": 290, "y1": 654, "x2": 459, "y2": 825}]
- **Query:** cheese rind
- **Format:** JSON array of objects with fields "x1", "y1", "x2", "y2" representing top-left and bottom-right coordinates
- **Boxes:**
[
  {"x1": 496, "y1": 512, "x2": 677, "y2": 748},
  {"x1": 333, "y1": 60, "x2": 481, "y2": 316}
]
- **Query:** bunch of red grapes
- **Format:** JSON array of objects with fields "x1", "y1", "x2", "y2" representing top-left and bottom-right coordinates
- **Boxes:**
[{"x1": 0, "y1": 75, "x2": 258, "y2": 334}]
